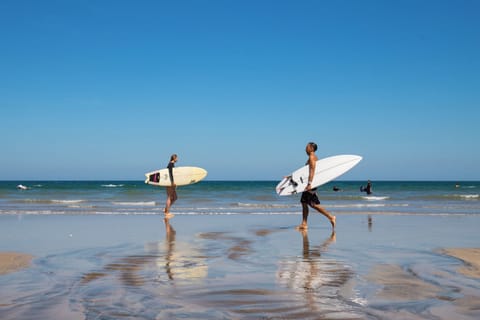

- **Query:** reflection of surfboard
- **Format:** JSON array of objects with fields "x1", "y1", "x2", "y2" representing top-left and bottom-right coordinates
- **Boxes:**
[
  {"x1": 276, "y1": 155, "x2": 362, "y2": 196},
  {"x1": 145, "y1": 166, "x2": 207, "y2": 187}
]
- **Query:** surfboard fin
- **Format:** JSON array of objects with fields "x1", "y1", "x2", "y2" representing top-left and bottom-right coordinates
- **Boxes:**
[{"x1": 290, "y1": 178, "x2": 298, "y2": 187}]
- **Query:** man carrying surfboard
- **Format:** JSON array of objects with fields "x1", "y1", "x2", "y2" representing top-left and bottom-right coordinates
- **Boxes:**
[
  {"x1": 298, "y1": 142, "x2": 336, "y2": 230},
  {"x1": 164, "y1": 154, "x2": 178, "y2": 218}
]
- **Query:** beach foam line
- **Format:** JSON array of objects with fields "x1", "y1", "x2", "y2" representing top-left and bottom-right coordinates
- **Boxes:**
[
  {"x1": 17, "y1": 199, "x2": 86, "y2": 204},
  {"x1": 417, "y1": 194, "x2": 480, "y2": 201},
  {"x1": 329, "y1": 203, "x2": 407, "y2": 208},
  {"x1": 233, "y1": 202, "x2": 295, "y2": 209},
  {"x1": 457, "y1": 194, "x2": 479, "y2": 199},
  {"x1": 112, "y1": 201, "x2": 156, "y2": 206},
  {"x1": 101, "y1": 184, "x2": 124, "y2": 188},
  {"x1": 0, "y1": 210, "x2": 478, "y2": 216},
  {"x1": 51, "y1": 200, "x2": 85, "y2": 204},
  {"x1": 362, "y1": 196, "x2": 389, "y2": 201}
]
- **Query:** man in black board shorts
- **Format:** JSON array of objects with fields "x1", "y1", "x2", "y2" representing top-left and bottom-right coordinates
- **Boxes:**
[{"x1": 297, "y1": 142, "x2": 336, "y2": 230}]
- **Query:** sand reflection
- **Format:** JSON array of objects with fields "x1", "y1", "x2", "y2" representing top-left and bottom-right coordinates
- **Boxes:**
[
  {"x1": 164, "y1": 217, "x2": 176, "y2": 280},
  {"x1": 197, "y1": 231, "x2": 253, "y2": 261},
  {"x1": 277, "y1": 231, "x2": 349, "y2": 289},
  {"x1": 152, "y1": 218, "x2": 208, "y2": 282}
]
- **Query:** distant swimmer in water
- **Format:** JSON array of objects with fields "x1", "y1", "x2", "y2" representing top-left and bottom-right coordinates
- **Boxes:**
[
  {"x1": 360, "y1": 180, "x2": 372, "y2": 195},
  {"x1": 333, "y1": 186, "x2": 341, "y2": 192}
]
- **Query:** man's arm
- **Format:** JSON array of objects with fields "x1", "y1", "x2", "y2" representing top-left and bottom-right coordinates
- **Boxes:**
[
  {"x1": 168, "y1": 164, "x2": 175, "y2": 186},
  {"x1": 306, "y1": 155, "x2": 316, "y2": 190}
]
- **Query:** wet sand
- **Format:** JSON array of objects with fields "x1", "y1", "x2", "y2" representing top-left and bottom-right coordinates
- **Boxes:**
[
  {"x1": 0, "y1": 214, "x2": 479, "y2": 319},
  {"x1": 0, "y1": 252, "x2": 33, "y2": 275},
  {"x1": 441, "y1": 248, "x2": 480, "y2": 279}
]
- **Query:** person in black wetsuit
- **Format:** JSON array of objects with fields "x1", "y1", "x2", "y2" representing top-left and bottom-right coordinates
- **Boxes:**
[
  {"x1": 164, "y1": 154, "x2": 178, "y2": 218},
  {"x1": 360, "y1": 180, "x2": 372, "y2": 195},
  {"x1": 297, "y1": 142, "x2": 336, "y2": 230}
]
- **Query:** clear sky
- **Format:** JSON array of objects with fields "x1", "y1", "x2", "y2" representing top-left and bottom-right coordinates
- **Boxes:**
[{"x1": 1, "y1": 0, "x2": 479, "y2": 181}]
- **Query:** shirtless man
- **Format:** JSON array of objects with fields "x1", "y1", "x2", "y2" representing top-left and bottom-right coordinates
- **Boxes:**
[{"x1": 297, "y1": 142, "x2": 336, "y2": 230}]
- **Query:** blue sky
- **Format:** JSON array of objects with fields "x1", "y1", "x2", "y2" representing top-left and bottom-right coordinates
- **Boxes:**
[{"x1": 1, "y1": 0, "x2": 479, "y2": 180}]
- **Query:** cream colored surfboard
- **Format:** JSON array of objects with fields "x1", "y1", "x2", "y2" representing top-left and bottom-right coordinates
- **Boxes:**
[{"x1": 145, "y1": 166, "x2": 207, "y2": 187}]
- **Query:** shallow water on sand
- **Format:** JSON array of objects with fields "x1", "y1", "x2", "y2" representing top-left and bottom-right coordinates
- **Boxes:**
[{"x1": 0, "y1": 214, "x2": 479, "y2": 319}]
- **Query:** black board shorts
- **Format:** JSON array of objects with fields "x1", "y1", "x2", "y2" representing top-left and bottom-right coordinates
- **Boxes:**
[{"x1": 301, "y1": 190, "x2": 320, "y2": 207}]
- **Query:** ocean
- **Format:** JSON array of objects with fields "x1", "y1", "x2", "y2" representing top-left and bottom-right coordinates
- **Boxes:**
[{"x1": 1, "y1": 180, "x2": 479, "y2": 216}]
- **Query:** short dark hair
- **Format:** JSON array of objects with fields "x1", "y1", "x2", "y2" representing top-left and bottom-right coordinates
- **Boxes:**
[{"x1": 308, "y1": 142, "x2": 318, "y2": 151}]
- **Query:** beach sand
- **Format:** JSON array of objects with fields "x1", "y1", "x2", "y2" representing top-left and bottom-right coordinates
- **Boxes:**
[
  {"x1": 441, "y1": 248, "x2": 480, "y2": 279},
  {"x1": 0, "y1": 252, "x2": 33, "y2": 275},
  {"x1": 0, "y1": 213, "x2": 479, "y2": 319}
]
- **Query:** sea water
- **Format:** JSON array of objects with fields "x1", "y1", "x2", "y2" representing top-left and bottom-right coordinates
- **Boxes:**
[{"x1": 1, "y1": 180, "x2": 479, "y2": 216}]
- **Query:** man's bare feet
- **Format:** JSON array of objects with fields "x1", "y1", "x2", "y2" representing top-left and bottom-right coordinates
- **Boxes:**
[
  {"x1": 295, "y1": 224, "x2": 308, "y2": 230},
  {"x1": 164, "y1": 212, "x2": 175, "y2": 219}
]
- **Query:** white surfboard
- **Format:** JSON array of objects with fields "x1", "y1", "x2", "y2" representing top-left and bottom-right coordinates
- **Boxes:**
[
  {"x1": 276, "y1": 155, "x2": 362, "y2": 196},
  {"x1": 145, "y1": 166, "x2": 207, "y2": 187}
]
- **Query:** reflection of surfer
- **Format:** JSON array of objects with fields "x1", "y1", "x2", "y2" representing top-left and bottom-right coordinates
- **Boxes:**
[
  {"x1": 300, "y1": 230, "x2": 336, "y2": 308},
  {"x1": 360, "y1": 180, "x2": 372, "y2": 195},
  {"x1": 300, "y1": 229, "x2": 336, "y2": 259},
  {"x1": 276, "y1": 229, "x2": 357, "y2": 315},
  {"x1": 277, "y1": 230, "x2": 337, "y2": 300},
  {"x1": 164, "y1": 218, "x2": 176, "y2": 280}
]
